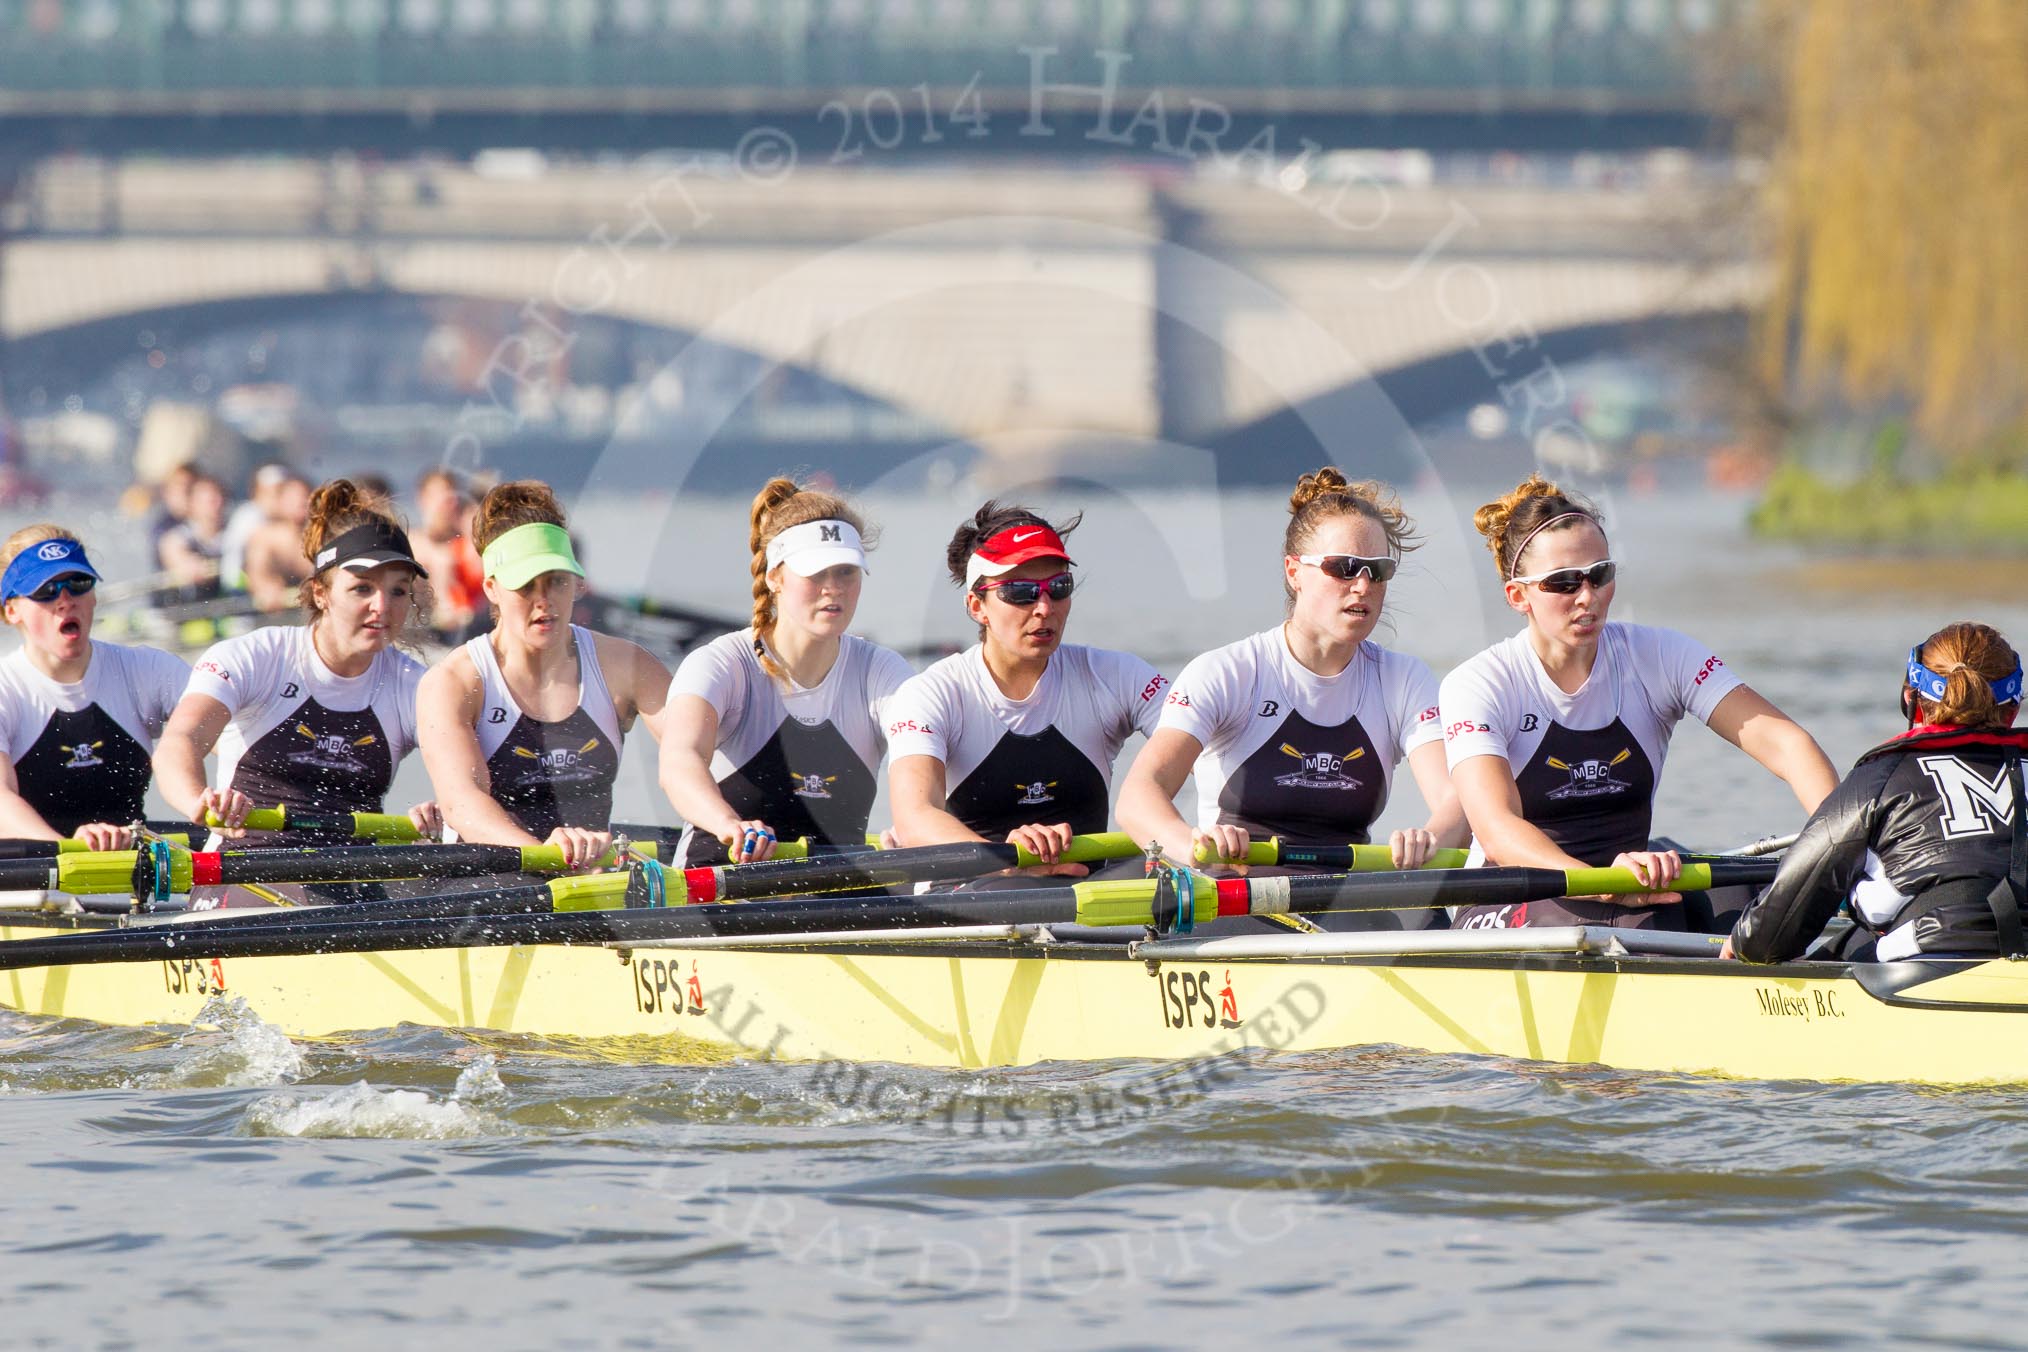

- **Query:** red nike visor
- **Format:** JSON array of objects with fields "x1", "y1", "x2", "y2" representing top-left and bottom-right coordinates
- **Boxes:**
[{"x1": 966, "y1": 524, "x2": 1074, "y2": 586}]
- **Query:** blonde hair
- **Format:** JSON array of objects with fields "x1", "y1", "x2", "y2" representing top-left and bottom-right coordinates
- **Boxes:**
[
  {"x1": 1472, "y1": 473, "x2": 1604, "y2": 580},
  {"x1": 1912, "y1": 622, "x2": 2022, "y2": 729},
  {"x1": 748, "y1": 477, "x2": 872, "y2": 684}
]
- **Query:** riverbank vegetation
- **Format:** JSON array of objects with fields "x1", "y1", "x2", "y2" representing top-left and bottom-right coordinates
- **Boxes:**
[{"x1": 1743, "y1": 1, "x2": 2028, "y2": 548}]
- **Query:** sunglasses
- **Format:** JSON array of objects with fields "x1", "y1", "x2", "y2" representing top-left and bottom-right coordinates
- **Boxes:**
[
  {"x1": 1510, "y1": 560, "x2": 1617, "y2": 594},
  {"x1": 25, "y1": 576, "x2": 95, "y2": 603},
  {"x1": 1296, "y1": 553, "x2": 1398, "y2": 583},
  {"x1": 975, "y1": 572, "x2": 1075, "y2": 605}
]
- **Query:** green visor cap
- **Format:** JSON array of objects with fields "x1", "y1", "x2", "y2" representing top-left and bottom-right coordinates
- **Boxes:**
[{"x1": 482, "y1": 522, "x2": 585, "y2": 589}]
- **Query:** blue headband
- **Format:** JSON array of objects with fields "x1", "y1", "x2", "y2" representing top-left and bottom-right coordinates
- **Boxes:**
[
  {"x1": 1908, "y1": 646, "x2": 2024, "y2": 707},
  {"x1": 1, "y1": 538, "x2": 100, "y2": 602}
]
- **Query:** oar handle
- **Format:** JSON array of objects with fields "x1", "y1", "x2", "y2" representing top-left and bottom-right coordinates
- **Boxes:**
[
  {"x1": 1565, "y1": 860, "x2": 1773, "y2": 894},
  {"x1": 210, "y1": 808, "x2": 421, "y2": 842},
  {"x1": 49, "y1": 831, "x2": 191, "y2": 854},
  {"x1": 1009, "y1": 832, "x2": 1141, "y2": 868},
  {"x1": 1191, "y1": 837, "x2": 1472, "y2": 871}
]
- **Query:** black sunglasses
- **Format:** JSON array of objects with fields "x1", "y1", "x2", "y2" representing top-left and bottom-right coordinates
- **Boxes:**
[
  {"x1": 976, "y1": 572, "x2": 1075, "y2": 605},
  {"x1": 1510, "y1": 560, "x2": 1616, "y2": 595},
  {"x1": 26, "y1": 576, "x2": 95, "y2": 603}
]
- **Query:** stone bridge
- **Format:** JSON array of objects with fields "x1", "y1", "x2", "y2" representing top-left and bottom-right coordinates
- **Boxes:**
[{"x1": 2, "y1": 156, "x2": 1759, "y2": 453}]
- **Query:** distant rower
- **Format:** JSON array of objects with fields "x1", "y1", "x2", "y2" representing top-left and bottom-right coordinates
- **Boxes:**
[
  {"x1": 417, "y1": 481, "x2": 670, "y2": 868},
  {"x1": 661, "y1": 477, "x2": 912, "y2": 867},
  {"x1": 154, "y1": 480, "x2": 440, "y2": 844},
  {"x1": 1440, "y1": 474, "x2": 1836, "y2": 930},
  {"x1": 0, "y1": 527, "x2": 189, "y2": 849},
  {"x1": 886, "y1": 502, "x2": 1166, "y2": 879}
]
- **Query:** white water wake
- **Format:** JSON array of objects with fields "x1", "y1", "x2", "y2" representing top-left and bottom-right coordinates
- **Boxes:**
[{"x1": 243, "y1": 1054, "x2": 513, "y2": 1140}]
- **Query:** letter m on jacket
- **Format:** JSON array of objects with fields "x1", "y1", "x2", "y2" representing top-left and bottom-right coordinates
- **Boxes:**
[{"x1": 1918, "y1": 755, "x2": 2019, "y2": 839}]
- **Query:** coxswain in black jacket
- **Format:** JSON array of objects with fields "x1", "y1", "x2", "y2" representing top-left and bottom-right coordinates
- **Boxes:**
[{"x1": 1731, "y1": 724, "x2": 2028, "y2": 963}]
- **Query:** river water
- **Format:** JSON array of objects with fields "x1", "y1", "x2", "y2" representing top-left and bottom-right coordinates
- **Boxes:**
[{"x1": 5, "y1": 479, "x2": 2027, "y2": 1347}]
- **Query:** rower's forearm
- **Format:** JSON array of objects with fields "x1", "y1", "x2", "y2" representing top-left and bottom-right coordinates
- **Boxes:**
[
  {"x1": 0, "y1": 793, "x2": 62, "y2": 842},
  {"x1": 151, "y1": 740, "x2": 212, "y2": 820},
  {"x1": 1113, "y1": 787, "x2": 1195, "y2": 862},
  {"x1": 889, "y1": 806, "x2": 988, "y2": 849},
  {"x1": 660, "y1": 765, "x2": 744, "y2": 840},
  {"x1": 1783, "y1": 735, "x2": 1840, "y2": 814},
  {"x1": 441, "y1": 792, "x2": 544, "y2": 848},
  {"x1": 1422, "y1": 795, "x2": 1473, "y2": 849},
  {"x1": 1471, "y1": 813, "x2": 1586, "y2": 870}
]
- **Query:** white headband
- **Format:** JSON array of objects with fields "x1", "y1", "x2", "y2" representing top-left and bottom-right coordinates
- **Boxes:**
[
  {"x1": 1507, "y1": 511, "x2": 1600, "y2": 579},
  {"x1": 765, "y1": 519, "x2": 868, "y2": 577}
]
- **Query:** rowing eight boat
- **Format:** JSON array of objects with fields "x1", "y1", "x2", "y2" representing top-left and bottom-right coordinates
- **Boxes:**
[{"x1": 0, "y1": 888, "x2": 2020, "y2": 1087}]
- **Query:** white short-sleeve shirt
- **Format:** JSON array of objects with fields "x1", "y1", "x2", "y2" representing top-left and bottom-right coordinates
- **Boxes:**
[{"x1": 1158, "y1": 629, "x2": 1442, "y2": 840}]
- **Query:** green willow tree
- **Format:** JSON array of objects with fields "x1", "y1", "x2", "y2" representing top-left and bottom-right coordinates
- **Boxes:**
[{"x1": 1756, "y1": 0, "x2": 2028, "y2": 455}]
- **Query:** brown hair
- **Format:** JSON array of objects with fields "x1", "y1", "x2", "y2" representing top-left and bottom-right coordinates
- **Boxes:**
[
  {"x1": 1283, "y1": 467, "x2": 1418, "y2": 601},
  {"x1": 1911, "y1": 622, "x2": 2021, "y2": 729},
  {"x1": 298, "y1": 478, "x2": 429, "y2": 634},
  {"x1": 0, "y1": 524, "x2": 78, "y2": 576},
  {"x1": 1472, "y1": 473, "x2": 1605, "y2": 581},
  {"x1": 748, "y1": 476, "x2": 874, "y2": 684},
  {"x1": 473, "y1": 479, "x2": 567, "y2": 554}
]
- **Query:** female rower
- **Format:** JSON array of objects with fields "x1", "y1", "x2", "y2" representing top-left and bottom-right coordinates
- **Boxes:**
[
  {"x1": 886, "y1": 502, "x2": 1167, "y2": 877},
  {"x1": 1729, "y1": 623, "x2": 2028, "y2": 963},
  {"x1": 417, "y1": 480, "x2": 670, "y2": 867},
  {"x1": 1117, "y1": 469, "x2": 1465, "y2": 899},
  {"x1": 154, "y1": 480, "x2": 440, "y2": 843},
  {"x1": 0, "y1": 528, "x2": 189, "y2": 849},
  {"x1": 660, "y1": 478, "x2": 912, "y2": 866},
  {"x1": 1439, "y1": 474, "x2": 1836, "y2": 930}
]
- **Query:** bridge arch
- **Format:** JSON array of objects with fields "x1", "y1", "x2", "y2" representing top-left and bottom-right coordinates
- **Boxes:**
[{"x1": 1204, "y1": 309, "x2": 1750, "y2": 488}]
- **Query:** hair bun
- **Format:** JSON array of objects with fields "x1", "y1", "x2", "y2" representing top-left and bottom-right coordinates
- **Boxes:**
[
  {"x1": 1288, "y1": 467, "x2": 1352, "y2": 515},
  {"x1": 1473, "y1": 474, "x2": 1596, "y2": 577}
]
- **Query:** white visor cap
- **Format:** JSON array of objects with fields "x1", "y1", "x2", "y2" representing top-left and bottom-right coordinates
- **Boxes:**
[{"x1": 765, "y1": 519, "x2": 869, "y2": 577}]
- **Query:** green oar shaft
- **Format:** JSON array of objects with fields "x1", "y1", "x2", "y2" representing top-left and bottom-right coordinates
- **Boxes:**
[
  {"x1": 210, "y1": 809, "x2": 799, "y2": 863},
  {"x1": 40, "y1": 842, "x2": 668, "y2": 898},
  {"x1": 702, "y1": 832, "x2": 1141, "y2": 901},
  {"x1": 221, "y1": 808, "x2": 421, "y2": 842},
  {"x1": 1194, "y1": 838, "x2": 1473, "y2": 870},
  {"x1": 0, "y1": 831, "x2": 191, "y2": 861}
]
